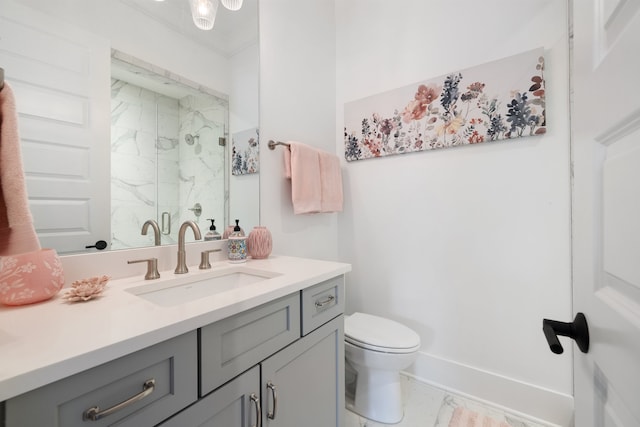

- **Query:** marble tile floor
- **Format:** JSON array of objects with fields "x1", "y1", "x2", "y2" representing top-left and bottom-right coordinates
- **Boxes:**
[{"x1": 344, "y1": 374, "x2": 561, "y2": 427}]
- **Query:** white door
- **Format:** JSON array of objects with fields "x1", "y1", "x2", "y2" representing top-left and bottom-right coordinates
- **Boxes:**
[
  {"x1": 0, "y1": 0, "x2": 111, "y2": 253},
  {"x1": 572, "y1": 1, "x2": 640, "y2": 426}
]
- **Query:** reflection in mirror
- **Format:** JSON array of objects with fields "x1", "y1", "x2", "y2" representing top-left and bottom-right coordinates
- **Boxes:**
[
  {"x1": 0, "y1": 0, "x2": 259, "y2": 255},
  {"x1": 110, "y1": 52, "x2": 227, "y2": 250}
]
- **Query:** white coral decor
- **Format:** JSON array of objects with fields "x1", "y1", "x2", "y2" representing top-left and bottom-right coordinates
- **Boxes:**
[{"x1": 63, "y1": 275, "x2": 110, "y2": 302}]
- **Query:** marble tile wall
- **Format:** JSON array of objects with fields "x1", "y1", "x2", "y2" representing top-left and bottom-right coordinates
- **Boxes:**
[
  {"x1": 110, "y1": 79, "x2": 227, "y2": 250},
  {"x1": 178, "y1": 94, "x2": 227, "y2": 237}
]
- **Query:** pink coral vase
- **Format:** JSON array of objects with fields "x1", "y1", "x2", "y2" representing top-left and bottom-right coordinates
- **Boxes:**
[
  {"x1": 0, "y1": 248, "x2": 65, "y2": 306},
  {"x1": 247, "y1": 226, "x2": 272, "y2": 259}
]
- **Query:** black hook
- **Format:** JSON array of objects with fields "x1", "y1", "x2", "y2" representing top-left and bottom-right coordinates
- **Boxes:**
[{"x1": 543, "y1": 312, "x2": 589, "y2": 354}]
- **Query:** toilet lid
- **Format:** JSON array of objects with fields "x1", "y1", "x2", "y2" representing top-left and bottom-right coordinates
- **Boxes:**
[{"x1": 345, "y1": 312, "x2": 420, "y2": 353}]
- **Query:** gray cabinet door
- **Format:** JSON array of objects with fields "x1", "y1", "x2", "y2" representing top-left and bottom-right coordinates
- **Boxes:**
[
  {"x1": 159, "y1": 366, "x2": 260, "y2": 427},
  {"x1": 5, "y1": 331, "x2": 197, "y2": 427},
  {"x1": 261, "y1": 315, "x2": 344, "y2": 427}
]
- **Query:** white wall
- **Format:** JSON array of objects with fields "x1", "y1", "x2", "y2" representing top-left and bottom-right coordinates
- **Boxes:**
[
  {"x1": 335, "y1": 1, "x2": 572, "y2": 424},
  {"x1": 15, "y1": 0, "x2": 231, "y2": 95},
  {"x1": 258, "y1": 0, "x2": 339, "y2": 260},
  {"x1": 229, "y1": 43, "x2": 260, "y2": 232}
]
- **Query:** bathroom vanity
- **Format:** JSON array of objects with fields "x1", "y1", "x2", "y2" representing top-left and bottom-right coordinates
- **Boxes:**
[{"x1": 0, "y1": 255, "x2": 350, "y2": 426}]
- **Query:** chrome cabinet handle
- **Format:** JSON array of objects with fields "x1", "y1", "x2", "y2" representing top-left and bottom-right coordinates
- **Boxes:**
[
  {"x1": 250, "y1": 393, "x2": 261, "y2": 427},
  {"x1": 315, "y1": 294, "x2": 335, "y2": 310},
  {"x1": 266, "y1": 381, "x2": 278, "y2": 420},
  {"x1": 83, "y1": 379, "x2": 155, "y2": 421}
]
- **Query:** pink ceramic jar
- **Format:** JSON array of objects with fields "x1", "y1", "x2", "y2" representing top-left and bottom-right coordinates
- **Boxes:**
[
  {"x1": 247, "y1": 226, "x2": 272, "y2": 259},
  {"x1": 0, "y1": 248, "x2": 64, "y2": 305}
]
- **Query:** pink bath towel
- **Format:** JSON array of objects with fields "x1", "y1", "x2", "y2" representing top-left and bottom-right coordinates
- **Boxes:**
[
  {"x1": 284, "y1": 141, "x2": 343, "y2": 214},
  {"x1": 318, "y1": 150, "x2": 343, "y2": 212},
  {"x1": 0, "y1": 82, "x2": 41, "y2": 255},
  {"x1": 285, "y1": 141, "x2": 322, "y2": 214}
]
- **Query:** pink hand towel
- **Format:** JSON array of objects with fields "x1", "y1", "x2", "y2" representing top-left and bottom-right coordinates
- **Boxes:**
[
  {"x1": 0, "y1": 83, "x2": 61, "y2": 306},
  {"x1": 284, "y1": 141, "x2": 322, "y2": 214},
  {"x1": 318, "y1": 151, "x2": 343, "y2": 212},
  {"x1": 0, "y1": 82, "x2": 40, "y2": 255},
  {"x1": 283, "y1": 141, "x2": 343, "y2": 214}
]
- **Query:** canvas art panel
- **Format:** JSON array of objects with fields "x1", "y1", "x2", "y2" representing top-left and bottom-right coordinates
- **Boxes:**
[
  {"x1": 232, "y1": 128, "x2": 259, "y2": 175},
  {"x1": 344, "y1": 48, "x2": 546, "y2": 161}
]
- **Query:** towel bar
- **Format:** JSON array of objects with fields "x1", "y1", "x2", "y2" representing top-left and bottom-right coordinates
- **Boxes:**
[{"x1": 268, "y1": 140, "x2": 290, "y2": 150}]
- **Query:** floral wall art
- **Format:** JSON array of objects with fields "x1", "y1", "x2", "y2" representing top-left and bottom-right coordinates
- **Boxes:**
[
  {"x1": 232, "y1": 128, "x2": 260, "y2": 175},
  {"x1": 344, "y1": 48, "x2": 546, "y2": 161}
]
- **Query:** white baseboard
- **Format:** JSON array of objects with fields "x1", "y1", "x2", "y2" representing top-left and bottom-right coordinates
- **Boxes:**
[{"x1": 405, "y1": 351, "x2": 574, "y2": 427}]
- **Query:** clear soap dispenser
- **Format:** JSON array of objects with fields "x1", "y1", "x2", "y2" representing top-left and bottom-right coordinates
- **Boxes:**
[{"x1": 204, "y1": 219, "x2": 221, "y2": 241}]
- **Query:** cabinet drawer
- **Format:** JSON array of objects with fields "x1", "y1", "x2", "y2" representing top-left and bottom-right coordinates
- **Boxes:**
[
  {"x1": 301, "y1": 275, "x2": 344, "y2": 335},
  {"x1": 200, "y1": 293, "x2": 300, "y2": 396},
  {"x1": 5, "y1": 331, "x2": 197, "y2": 427}
]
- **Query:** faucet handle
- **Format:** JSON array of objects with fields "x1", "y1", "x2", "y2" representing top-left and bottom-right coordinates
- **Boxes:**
[
  {"x1": 128, "y1": 258, "x2": 160, "y2": 280},
  {"x1": 199, "y1": 249, "x2": 222, "y2": 270}
]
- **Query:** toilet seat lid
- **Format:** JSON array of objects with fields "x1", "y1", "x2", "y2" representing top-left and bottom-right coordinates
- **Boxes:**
[{"x1": 345, "y1": 312, "x2": 420, "y2": 352}]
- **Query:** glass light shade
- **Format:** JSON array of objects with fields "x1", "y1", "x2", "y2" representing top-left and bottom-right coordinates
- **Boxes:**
[
  {"x1": 220, "y1": 0, "x2": 243, "y2": 11},
  {"x1": 189, "y1": 0, "x2": 218, "y2": 30}
]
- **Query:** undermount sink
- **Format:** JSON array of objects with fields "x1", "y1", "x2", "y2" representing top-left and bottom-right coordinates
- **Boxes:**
[{"x1": 125, "y1": 266, "x2": 282, "y2": 307}]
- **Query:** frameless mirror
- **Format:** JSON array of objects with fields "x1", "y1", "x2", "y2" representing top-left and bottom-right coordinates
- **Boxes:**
[{"x1": 0, "y1": 0, "x2": 260, "y2": 254}]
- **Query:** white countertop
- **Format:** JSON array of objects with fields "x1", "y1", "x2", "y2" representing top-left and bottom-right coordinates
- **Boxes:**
[{"x1": 0, "y1": 255, "x2": 351, "y2": 402}]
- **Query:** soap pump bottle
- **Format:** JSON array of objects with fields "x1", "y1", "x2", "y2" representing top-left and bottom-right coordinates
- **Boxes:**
[
  {"x1": 204, "y1": 219, "x2": 221, "y2": 241},
  {"x1": 223, "y1": 219, "x2": 245, "y2": 239},
  {"x1": 227, "y1": 219, "x2": 247, "y2": 263},
  {"x1": 230, "y1": 219, "x2": 245, "y2": 237}
]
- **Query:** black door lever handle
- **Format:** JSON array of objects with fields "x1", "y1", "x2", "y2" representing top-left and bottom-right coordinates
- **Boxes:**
[
  {"x1": 542, "y1": 312, "x2": 589, "y2": 354},
  {"x1": 85, "y1": 240, "x2": 108, "y2": 250}
]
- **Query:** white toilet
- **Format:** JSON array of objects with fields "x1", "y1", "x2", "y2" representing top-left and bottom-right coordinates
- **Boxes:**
[{"x1": 344, "y1": 312, "x2": 421, "y2": 424}]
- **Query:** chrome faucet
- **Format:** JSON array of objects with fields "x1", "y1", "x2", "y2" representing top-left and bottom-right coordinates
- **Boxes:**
[
  {"x1": 141, "y1": 219, "x2": 161, "y2": 246},
  {"x1": 175, "y1": 220, "x2": 202, "y2": 274}
]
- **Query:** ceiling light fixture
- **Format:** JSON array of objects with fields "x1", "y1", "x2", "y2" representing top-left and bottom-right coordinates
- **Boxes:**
[
  {"x1": 189, "y1": 0, "x2": 219, "y2": 30},
  {"x1": 220, "y1": 0, "x2": 243, "y2": 11}
]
